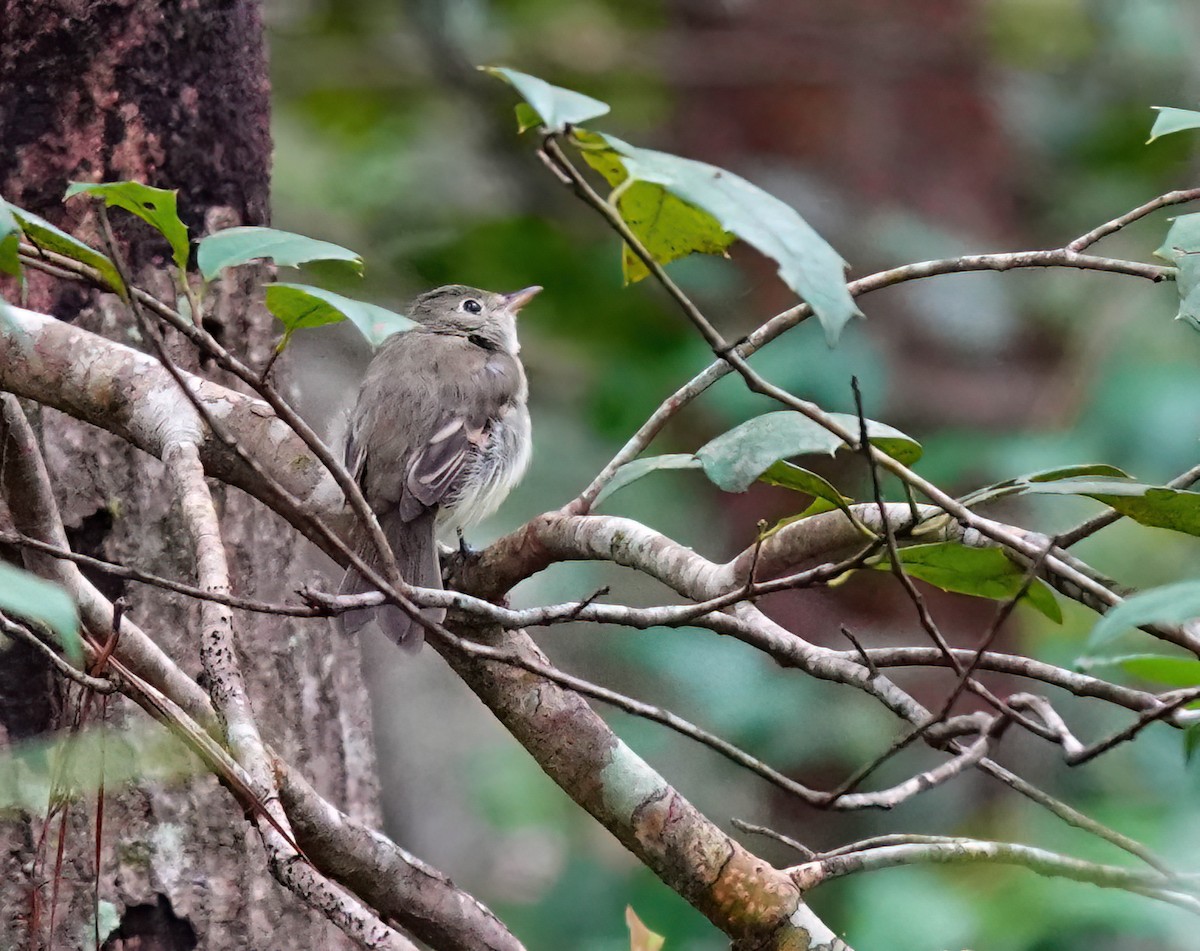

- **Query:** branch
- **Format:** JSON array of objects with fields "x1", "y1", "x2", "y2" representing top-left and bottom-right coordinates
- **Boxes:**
[
  {"x1": 573, "y1": 189, "x2": 1184, "y2": 512},
  {"x1": 0, "y1": 382, "x2": 507, "y2": 950},
  {"x1": 789, "y1": 839, "x2": 1199, "y2": 914}
]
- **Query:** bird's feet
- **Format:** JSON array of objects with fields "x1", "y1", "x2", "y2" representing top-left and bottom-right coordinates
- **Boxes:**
[{"x1": 443, "y1": 530, "x2": 480, "y2": 587}]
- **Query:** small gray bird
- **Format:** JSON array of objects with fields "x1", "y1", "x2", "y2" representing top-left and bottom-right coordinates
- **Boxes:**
[{"x1": 339, "y1": 284, "x2": 539, "y2": 646}]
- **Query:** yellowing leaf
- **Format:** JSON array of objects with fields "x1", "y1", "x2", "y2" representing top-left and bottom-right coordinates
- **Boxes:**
[
  {"x1": 576, "y1": 131, "x2": 734, "y2": 283},
  {"x1": 626, "y1": 906, "x2": 665, "y2": 951}
]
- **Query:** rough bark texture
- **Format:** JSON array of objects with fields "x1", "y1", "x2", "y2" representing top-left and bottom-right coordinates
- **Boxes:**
[{"x1": 0, "y1": 3, "x2": 378, "y2": 948}]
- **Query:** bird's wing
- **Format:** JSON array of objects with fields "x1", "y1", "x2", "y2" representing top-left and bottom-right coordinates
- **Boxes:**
[
  {"x1": 348, "y1": 332, "x2": 522, "y2": 523},
  {"x1": 401, "y1": 414, "x2": 489, "y2": 516}
]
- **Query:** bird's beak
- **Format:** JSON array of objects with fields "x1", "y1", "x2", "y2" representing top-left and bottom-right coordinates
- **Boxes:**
[{"x1": 502, "y1": 285, "x2": 542, "y2": 315}]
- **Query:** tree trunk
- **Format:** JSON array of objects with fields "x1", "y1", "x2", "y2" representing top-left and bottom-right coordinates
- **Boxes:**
[{"x1": 0, "y1": 3, "x2": 378, "y2": 948}]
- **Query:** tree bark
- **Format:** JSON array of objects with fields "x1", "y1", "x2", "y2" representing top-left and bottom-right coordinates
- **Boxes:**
[{"x1": 0, "y1": 3, "x2": 377, "y2": 948}]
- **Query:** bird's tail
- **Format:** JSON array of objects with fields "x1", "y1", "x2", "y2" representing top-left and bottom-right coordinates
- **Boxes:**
[{"x1": 337, "y1": 509, "x2": 443, "y2": 649}]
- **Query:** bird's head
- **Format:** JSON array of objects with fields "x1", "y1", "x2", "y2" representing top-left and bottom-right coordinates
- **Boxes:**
[{"x1": 409, "y1": 284, "x2": 541, "y2": 352}]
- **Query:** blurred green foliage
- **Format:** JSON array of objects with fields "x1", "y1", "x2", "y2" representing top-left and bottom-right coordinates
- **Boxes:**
[{"x1": 267, "y1": 0, "x2": 1200, "y2": 947}]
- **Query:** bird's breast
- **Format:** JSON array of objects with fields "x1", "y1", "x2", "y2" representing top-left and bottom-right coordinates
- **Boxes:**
[{"x1": 437, "y1": 401, "x2": 531, "y2": 534}]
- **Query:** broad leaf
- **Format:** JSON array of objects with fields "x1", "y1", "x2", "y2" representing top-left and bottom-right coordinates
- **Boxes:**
[
  {"x1": 696, "y1": 411, "x2": 921, "y2": 493},
  {"x1": 1174, "y1": 254, "x2": 1200, "y2": 332},
  {"x1": 1186, "y1": 723, "x2": 1200, "y2": 764},
  {"x1": 1023, "y1": 463, "x2": 1132, "y2": 483},
  {"x1": 0, "y1": 200, "x2": 19, "y2": 277},
  {"x1": 875, "y1": 542, "x2": 1062, "y2": 622},
  {"x1": 7, "y1": 204, "x2": 125, "y2": 295},
  {"x1": 761, "y1": 498, "x2": 848, "y2": 539},
  {"x1": 594, "y1": 454, "x2": 702, "y2": 507},
  {"x1": 265, "y1": 283, "x2": 414, "y2": 348},
  {"x1": 759, "y1": 461, "x2": 853, "y2": 513},
  {"x1": 197, "y1": 226, "x2": 364, "y2": 281},
  {"x1": 960, "y1": 463, "x2": 1131, "y2": 508},
  {"x1": 1118, "y1": 654, "x2": 1200, "y2": 688},
  {"x1": 484, "y1": 67, "x2": 610, "y2": 133},
  {"x1": 1147, "y1": 106, "x2": 1200, "y2": 143},
  {"x1": 1154, "y1": 213, "x2": 1200, "y2": 262},
  {"x1": 65, "y1": 181, "x2": 189, "y2": 272},
  {"x1": 575, "y1": 131, "x2": 734, "y2": 283},
  {"x1": 1087, "y1": 580, "x2": 1200, "y2": 650},
  {"x1": 0, "y1": 723, "x2": 199, "y2": 817},
  {"x1": 1080, "y1": 652, "x2": 1200, "y2": 690},
  {"x1": 1022, "y1": 477, "x2": 1200, "y2": 537},
  {"x1": 593, "y1": 134, "x2": 861, "y2": 343},
  {"x1": 0, "y1": 562, "x2": 81, "y2": 663},
  {"x1": 626, "y1": 906, "x2": 665, "y2": 951}
]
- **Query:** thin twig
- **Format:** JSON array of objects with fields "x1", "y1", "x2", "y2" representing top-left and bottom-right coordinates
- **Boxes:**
[{"x1": 731, "y1": 819, "x2": 815, "y2": 859}]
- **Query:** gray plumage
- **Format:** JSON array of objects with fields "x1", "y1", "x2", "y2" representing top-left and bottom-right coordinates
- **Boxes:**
[{"x1": 339, "y1": 284, "x2": 537, "y2": 647}]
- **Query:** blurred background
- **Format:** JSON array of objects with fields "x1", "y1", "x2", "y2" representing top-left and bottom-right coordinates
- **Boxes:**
[{"x1": 266, "y1": 1, "x2": 1200, "y2": 948}]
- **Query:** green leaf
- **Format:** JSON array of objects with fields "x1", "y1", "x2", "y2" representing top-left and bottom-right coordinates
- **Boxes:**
[
  {"x1": 6, "y1": 204, "x2": 125, "y2": 296},
  {"x1": 593, "y1": 454, "x2": 702, "y2": 507},
  {"x1": 761, "y1": 498, "x2": 847, "y2": 539},
  {"x1": 1023, "y1": 463, "x2": 1132, "y2": 483},
  {"x1": 0, "y1": 200, "x2": 20, "y2": 277},
  {"x1": 590, "y1": 133, "x2": 861, "y2": 344},
  {"x1": 1186, "y1": 723, "x2": 1200, "y2": 764},
  {"x1": 1174, "y1": 253, "x2": 1200, "y2": 332},
  {"x1": 1087, "y1": 580, "x2": 1200, "y2": 650},
  {"x1": 759, "y1": 461, "x2": 853, "y2": 512},
  {"x1": 1117, "y1": 654, "x2": 1200, "y2": 688},
  {"x1": 483, "y1": 67, "x2": 610, "y2": 133},
  {"x1": 514, "y1": 102, "x2": 543, "y2": 135},
  {"x1": 265, "y1": 283, "x2": 414, "y2": 347},
  {"x1": 197, "y1": 226, "x2": 364, "y2": 281},
  {"x1": 1147, "y1": 106, "x2": 1200, "y2": 143},
  {"x1": 1022, "y1": 477, "x2": 1200, "y2": 537},
  {"x1": 65, "y1": 181, "x2": 189, "y2": 272},
  {"x1": 696, "y1": 411, "x2": 921, "y2": 493},
  {"x1": 874, "y1": 542, "x2": 1062, "y2": 622},
  {"x1": 0, "y1": 722, "x2": 200, "y2": 817},
  {"x1": 0, "y1": 562, "x2": 81, "y2": 663},
  {"x1": 575, "y1": 131, "x2": 735, "y2": 283},
  {"x1": 1154, "y1": 213, "x2": 1200, "y2": 262},
  {"x1": 960, "y1": 463, "x2": 1131, "y2": 508}
]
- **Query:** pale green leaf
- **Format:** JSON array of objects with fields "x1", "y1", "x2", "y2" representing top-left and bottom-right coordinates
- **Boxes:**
[
  {"x1": 1154, "y1": 213, "x2": 1200, "y2": 262},
  {"x1": 197, "y1": 226, "x2": 363, "y2": 281},
  {"x1": 596, "y1": 134, "x2": 860, "y2": 343},
  {"x1": 874, "y1": 542, "x2": 1062, "y2": 622},
  {"x1": 65, "y1": 181, "x2": 189, "y2": 272},
  {"x1": 696, "y1": 411, "x2": 921, "y2": 493},
  {"x1": 1147, "y1": 106, "x2": 1200, "y2": 143},
  {"x1": 0, "y1": 723, "x2": 200, "y2": 817},
  {"x1": 1118, "y1": 654, "x2": 1200, "y2": 688},
  {"x1": 266, "y1": 283, "x2": 414, "y2": 347},
  {"x1": 1186, "y1": 723, "x2": 1200, "y2": 763},
  {"x1": 594, "y1": 454, "x2": 702, "y2": 507},
  {"x1": 1022, "y1": 477, "x2": 1200, "y2": 536},
  {"x1": 0, "y1": 562, "x2": 81, "y2": 662},
  {"x1": 1174, "y1": 254, "x2": 1200, "y2": 332},
  {"x1": 1087, "y1": 580, "x2": 1200, "y2": 650},
  {"x1": 960, "y1": 463, "x2": 1131, "y2": 508},
  {"x1": 484, "y1": 67, "x2": 610, "y2": 133}
]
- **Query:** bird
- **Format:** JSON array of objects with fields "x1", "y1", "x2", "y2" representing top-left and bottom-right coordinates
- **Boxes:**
[{"x1": 338, "y1": 283, "x2": 539, "y2": 647}]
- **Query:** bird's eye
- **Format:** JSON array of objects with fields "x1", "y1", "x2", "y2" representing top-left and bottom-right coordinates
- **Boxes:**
[{"x1": 461, "y1": 298, "x2": 482, "y2": 315}]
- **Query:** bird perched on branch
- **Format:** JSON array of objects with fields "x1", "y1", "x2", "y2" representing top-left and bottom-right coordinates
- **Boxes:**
[{"x1": 339, "y1": 284, "x2": 540, "y2": 646}]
